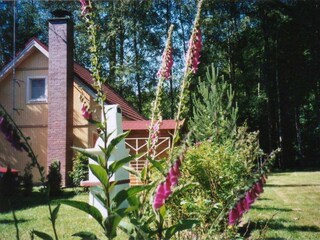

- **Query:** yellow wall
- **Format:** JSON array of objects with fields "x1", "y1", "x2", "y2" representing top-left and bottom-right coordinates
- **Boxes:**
[
  {"x1": 0, "y1": 49, "x2": 48, "y2": 181},
  {"x1": 0, "y1": 48, "x2": 136, "y2": 183}
]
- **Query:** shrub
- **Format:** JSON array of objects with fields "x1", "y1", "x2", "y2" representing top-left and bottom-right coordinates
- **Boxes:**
[
  {"x1": 47, "y1": 161, "x2": 62, "y2": 196},
  {"x1": 69, "y1": 152, "x2": 88, "y2": 188},
  {"x1": 0, "y1": 167, "x2": 20, "y2": 198},
  {"x1": 168, "y1": 65, "x2": 266, "y2": 238},
  {"x1": 21, "y1": 163, "x2": 33, "y2": 197}
]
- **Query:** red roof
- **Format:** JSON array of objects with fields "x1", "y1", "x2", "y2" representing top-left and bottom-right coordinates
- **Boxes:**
[
  {"x1": 123, "y1": 120, "x2": 177, "y2": 130},
  {"x1": 0, "y1": 38, "x2": 145, "y2": 121},
  {"x1": 73, "y1": 63, "x2": 145, "y2": 120}
]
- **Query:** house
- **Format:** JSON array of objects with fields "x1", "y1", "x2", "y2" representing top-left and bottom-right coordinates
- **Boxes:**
[{"x1": 0, "y1": 13, "x2": 174, "y2": 186}]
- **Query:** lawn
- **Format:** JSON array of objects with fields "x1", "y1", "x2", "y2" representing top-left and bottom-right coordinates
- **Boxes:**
[
  {"x1": 1, "y1": 172, "x2": 319, "y2": 239},
  {"x1": 244, "y1": 171, "x2": 320, "y2": 239},
  {"x1": 0, "y1": 189, "x2": 112, "y2": 239}
]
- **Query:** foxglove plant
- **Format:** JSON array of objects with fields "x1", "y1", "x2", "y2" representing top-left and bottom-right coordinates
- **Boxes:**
[
  {"x1": 60, "y1": 1, "x2": 203, "y2": 239},
  {"x1": 146, "y1": 24, "x2": 174, "y2": 164},
  {"x1": 152, "y1": 0, "x2": 204, "y2": 207},
  {"x1": 168, "y1": 0, "x2": 203, "y2": 159}
]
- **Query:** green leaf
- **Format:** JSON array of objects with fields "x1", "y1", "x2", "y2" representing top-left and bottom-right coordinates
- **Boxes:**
[
  {"x1": 164, "y1": 220, "x2": 199, "y2": 239},
  {"x1": 72, "y1": 231, "x2": 98, "y2": 240},
  {"x1": 103, "y1": 212, "x2": 123, "y2": 239},
  {"x1": 32, "y1": 231, "x2": 54, "y2": 240},
  {"x1": 122, "y1": 165, "x2": 141, "y2": 179},
  {"x1": 170, "y1": 182, "x2": 199, "y2": 199},
  {"x1": 109, "y1": 154, "x2": 140, "y2": 174},
  {"x1": 118, "y1": 220, "x2": 136, "y2": 238},
  {"x1": 112, "y1": 185, "x2": 152, "y2": 209},
  {"x1": 60, "y1": 200, "x2": 104, "y2": 228},
  {"x1": 89, "y1": 164, "x2": 108, "y2": 190},
  {"x1": 159, "y1": 205, "x2": 166, "y2": 219},
  {"x1": 97, "y1": 153, "x2": 106, "y2": 168},
  {"x1": 105, "y1": 131, "x2": 130, "y2": 159},
  {"x1": 72, "y1": 147, "x2": 99, "y2": 163},
  {"x1": 50, "y1": 203, "x2": 60, "y2": 224},
  {"x1": 149, "y1": 159, "x2": 165, "y2": 175},
  {"x1": 140, "y1": 165, "x2": 147, "y2": 181},
  {"x1": 98, "y1": 130, "x2": 115, "y2": 149}
]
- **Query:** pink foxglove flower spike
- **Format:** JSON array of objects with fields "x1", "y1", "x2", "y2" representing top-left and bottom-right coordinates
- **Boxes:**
[
  {"x1": 245, "y1": 190, "x2": 255, "y2": 206},
  {"x1": 153, "y1": 156, "x2": 184, "y2": 210},
  {"x1": 228, "y1": 207, "x2": 239, "y2": 225},
  {"x1": 236, "y1": 201, "x2": 245, "y2": 217},
  {"x1": 81, "y1": 103, "x2": 92, "y2": 120},
  {"x1": 157, "y1": 25, "x2": 174, "y2": 80},
  {"x1": 164, "y1": 176, "x2": 172, "y2": 199},
  {"x1": 153, "y1": 183, "x2": 166, "y2": 209}
]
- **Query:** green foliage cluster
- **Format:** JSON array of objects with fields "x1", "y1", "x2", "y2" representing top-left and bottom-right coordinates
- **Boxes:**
[
  {"x1": 190, "y1": 64, "x2": 238, "y2": 143},
  {"x1": 69, "y1": 152, "x2": 89, "y2": 188},
  {"x1": 47, "y1": 161, "x2": 62, "y2": 197},
  {"x1": 167, "y1": 65, "x2": 269, "y2": 238}
]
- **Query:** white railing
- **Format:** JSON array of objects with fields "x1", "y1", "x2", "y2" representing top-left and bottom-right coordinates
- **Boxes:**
[{"x1": 125, "y1": 137, "x2": 171, "y2": 185}]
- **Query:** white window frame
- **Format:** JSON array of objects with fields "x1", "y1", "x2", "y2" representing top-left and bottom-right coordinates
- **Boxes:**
[{"x1": 26, "y1": 76, "x2": 48, "y2": 103}]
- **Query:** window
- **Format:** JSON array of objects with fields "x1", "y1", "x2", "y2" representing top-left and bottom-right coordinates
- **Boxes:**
[{"x1": 27, "y1": 76, "x2": 47, "y2": 103}]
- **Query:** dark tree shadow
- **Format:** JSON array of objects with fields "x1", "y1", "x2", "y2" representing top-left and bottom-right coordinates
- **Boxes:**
[
  {"x1": 239, "y1": 218, "x2": 320, "y2": 239},
  {"x1": 266, "y1": 184, "x2": 320, "y2": 187},
  {"x1": 251, "y1": 206, "x2": 293, "y2": 212},
  {"x1": 0, "y1": 219, "x2": 29, "y2": 224},
  {"x1": 258, "y1": 197, "x2": 271, "y2": 201},
  {"x1": 0, "y1": 190, "x2": 77, "y2": 213}
]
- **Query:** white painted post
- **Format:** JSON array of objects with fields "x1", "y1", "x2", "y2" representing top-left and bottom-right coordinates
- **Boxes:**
[{"x1": 84, "y1": 104, "x2": 130, "y2": 217}]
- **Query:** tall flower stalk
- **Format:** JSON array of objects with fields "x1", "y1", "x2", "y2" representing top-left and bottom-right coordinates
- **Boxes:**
[
  {"x1": 80, "y1": 0, "x2": 112, "y2": 207},
  {"x1": 168, "y1": 0, "x2": 203, "y2": 161},
  {"x1": 145, "y1": 24, "x2": 174, "y2": 182}
]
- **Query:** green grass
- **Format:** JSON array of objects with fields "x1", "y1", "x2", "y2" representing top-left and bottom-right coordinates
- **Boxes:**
[
  {"x1": 0, "y1": 189, "x2": 120, "y2": 240},
  {"x1": 1, "y1": 172, "x2": 319, "y2": 239},
  {"x1": 243, "y1": 171, "x2": 320, "y2": 239}
]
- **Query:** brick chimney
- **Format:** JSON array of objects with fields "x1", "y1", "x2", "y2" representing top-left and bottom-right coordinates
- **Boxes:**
[{"x1": 47, "y1": 12, "x2": 73, "y2": 186}]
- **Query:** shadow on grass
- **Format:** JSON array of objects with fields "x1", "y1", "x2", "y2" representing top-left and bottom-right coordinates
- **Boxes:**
[
  {"x1": 258, "y1": 197, "x2": 271, "y2": 201},
  {"x1": 239, "y1": 218, "x2": 320, "y2": 238},
  {"x1": 0, "y1": 218, "x2": 29, "y2": 224},
  {"x1": 266, "y1": 184, "x2": 320, "y2": 187},
  {"x1": 0, "y1": 190, "x2": 77, "y2": 213},
  {"x1": 251, "y1": 206, "x2": 293, "y2": 212}
]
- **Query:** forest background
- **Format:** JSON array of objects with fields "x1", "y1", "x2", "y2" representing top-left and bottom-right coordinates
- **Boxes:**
[{"x1": 0, "y1": 0, "x2": 319, "y2": 169}]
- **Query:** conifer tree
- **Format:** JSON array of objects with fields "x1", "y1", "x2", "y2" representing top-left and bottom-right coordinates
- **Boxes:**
[{"x1": 190, "y1": 64, "x2": 238, "y2": 143}]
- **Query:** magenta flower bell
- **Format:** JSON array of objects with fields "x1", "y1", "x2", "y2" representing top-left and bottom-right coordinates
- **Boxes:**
[
  {"x1": 153, "y1": 183, "x2": 166, "y2": 209},
  {"x1": 236, "y1": 201, "x2": 245, "y2": 216},
  {"x1": 157, "y1": 46, "x2": 173, "y2": 79},
  {"x1": 186, "y1": 28, "x2": 202, "y2": 74},
  {"x1": 245, "y1": 190, "x2": 255, "y2": 206},
  {"x1": 228, "y1": 208, "x2": 239, "y2": 225},
  {"x1": 241, "y1": 197, "x2": 250, "y2": 212},
  {"x1": 164, "y1": 176, "x2": 172, "y2": 199},
  {"x1": 169, "y1": 167, "x2": 178, "y2": 186},
  {"x1": 81, "y1": 104, "x2": 92, "y2": 120},
  {"x1": 153, "y1": 157, "x2": 183, "y2": 210}
]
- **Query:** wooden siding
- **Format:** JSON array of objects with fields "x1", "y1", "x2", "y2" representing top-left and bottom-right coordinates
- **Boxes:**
[
  {"x1": 0, "y1": 50, "x2": 48, "y2": 181},
  {"x1": 0, "y1": 49, "x2": 159, "y2": 186}
]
